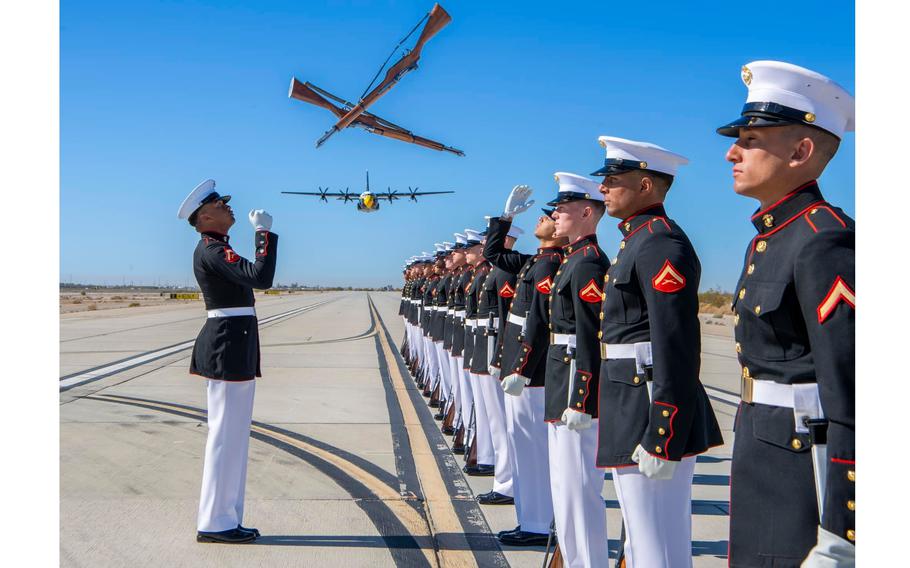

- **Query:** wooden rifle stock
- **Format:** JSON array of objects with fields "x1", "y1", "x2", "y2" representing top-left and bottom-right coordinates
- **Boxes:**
[
  {"x1": 288, "y1": 78, "x2": 345, "y2": 118},
  {"x1": 548, "y1": 544, "x2": 564, "y2": 568},
  {"x1": 442, "y1": 397, "x2": 457, "y2": 429}
]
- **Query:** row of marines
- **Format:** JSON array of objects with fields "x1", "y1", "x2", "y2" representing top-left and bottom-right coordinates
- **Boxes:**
[{"x1": 398, "y1": 60, "x2": 855, "y2": 568}]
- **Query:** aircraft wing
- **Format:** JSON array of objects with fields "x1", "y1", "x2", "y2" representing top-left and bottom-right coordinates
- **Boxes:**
[
  {"x1": 373, "y1": 190, "x2": 455, "y2": 202},
  {"x1": 281, "y1": 191, "x2": 349, "y2": 197}
]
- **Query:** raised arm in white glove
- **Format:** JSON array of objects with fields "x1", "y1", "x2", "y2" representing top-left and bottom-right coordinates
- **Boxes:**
[
  {"x1": 502, "y1": 185, "x2": 535, "y2": 220},
  {"x1": 249, "y1": 209, "x2": 273, "y2": 232},
  {"x1": 561, "y1": 408, "x2": 593, "y2": 431},
  {"x1": 501, "y1": 373, "x2": 529, "y2": 397},
  {"x1": 631, "y1": 444, "x2": 678, "y2": 480},
  {"x1": 801, "y1": 526, "x2": 855, "y2": 568}
]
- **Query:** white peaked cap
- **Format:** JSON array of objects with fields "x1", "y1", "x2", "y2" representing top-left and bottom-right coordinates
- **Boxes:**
[
  {"x1": 592, "y1": 136, "x2": 689, "y2": 177},
  {"x1": 507, "y1": 225, "x2": 524, "y2": 239},
  {"x1": 464, "y1": 228, "x2": 484, "y2": 244},
  {"x1": 717, "y1": 60, "x2": 855, "y2": 139},
  {"x1": 546, "y1": 172, "x2": 604, "y2": 205},
  {"x1": 454, "y1": 233, "x2": 468, "y2": 247},
  {"x1": 443, "y1": 241, "x2": 455, "y2": 251},
  {"x1": 178, "y1": 179, "x2": 230, "y2": 220},
  {"x1": 434, "y1": 243, "x2": 445, "y2": 253}
]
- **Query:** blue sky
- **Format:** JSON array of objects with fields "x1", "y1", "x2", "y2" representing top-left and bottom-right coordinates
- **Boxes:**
[{"x1": 61, "y1": 0, "x2": 854, "y2": 289}]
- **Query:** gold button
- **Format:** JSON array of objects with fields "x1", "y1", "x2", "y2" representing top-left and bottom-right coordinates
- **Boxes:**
[
  {"x1": 563, "y1": 259, "x2": 568, "y2": 264},
  {"x1": 599, "y1": 312, "x2": 604, "y2": 320},
  {"x1": 598, "y1": 331, "x2": 603, "y2": 339},
  {"x1": 582, "y1": 376, "x2": 587, "y2": 381},
  {"x1": 601, "y1": 293, "x2": 605, "y2": 300},
  {"x1": 754, "y1": 305, "x2": 762, "y2": 315},
  {"x1": 846, "y1": 529, "x2": 855, "y2": 542},
  {"x1": 612, "y1": 257, "x2": 618, "y2": 264},
  {"x1": 739, "y1": 288, "x2": 746, "y2": 299},
  {"x1": 658, "y1": 427, "x2": 666, "y2": 435},
  {"x1": 566, "y1": 246, "x2": 573, "y2": 253},
  {"x1": 791, "y1": 438, "x2": 803, "y2": 450},
  {"x1": 576, "y1": 402, "x2": 582, "y2": 408},
  {"x1": 654, "y1": 446, "x2": 662, "y2": 454},
  {"x1": 556, "y1": 270, "x2": 561, "y2": 275},
  {"x1": 747, "y1": 264, "x2": 755, "y2": 275},
  {"x1": 564, "y1": 356, "x2": 570, "y2": 363},
  {"x1": 578, "y1": 389, "x2": 585, "y2": 394},
  {"x1": 847, "y1": 470, "x2": 855, "y2": 482},
  {"x1": 605, "y1": 275, "x2": 610, "y2": 283},
  {"x1": 762, "y1": 214, "x2": 774, "y2": 228},
  {"x1": 742, "y1": 366, "x2": 750, "y2": 378},
  {"x1": 624, "y1": 223, "x2": 631, "y2": 231},
  {"x1": 662, "y1": 410, "x2": 670, "y2": 418},
  {"x1": 633, "y1": 376, "x2": 640, "y2": 384},
  {"x1": 515, "y1": 367, "x2": 521, "y2": 372},
  {"x1": 549, "y1": 324, "x2": 553, "y2": 330},
  {"x1": 810, "y1": 208, "x2": 818, "y2": 215},
  {"x1": 734, "y1": 313, "x2": 740, "y2": 325},
  {"x1": 523, "y1": 348, "x2": 529, "y2": 352},
  {"x1": 847, "y1": 500, "x2": 855, "y2": 511},
  {"x1": 756, "y1": 240, "x2": 767, "y2": 253},
  {"x1": 805, "y1": 112, "x2": 816, "y2": 123},
  {"x1": 735, "y1": 342, "x2": 742, "y2": 353},
  {"x1": 620, "y1": 241, "x2": 626, "y2": 249}
]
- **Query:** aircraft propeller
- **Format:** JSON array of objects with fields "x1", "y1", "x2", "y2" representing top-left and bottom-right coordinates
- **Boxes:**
[{"x1": 408, "y1": 186, "x2": 421, "y2": 201}]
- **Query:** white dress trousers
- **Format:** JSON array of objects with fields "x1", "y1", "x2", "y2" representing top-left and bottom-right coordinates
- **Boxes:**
[
  {"x1": 612, "y1": 456, "x2": 697, "y2": 568},
  {"x1": 476, "y1": 372, "x2": 513, "y2": 496},
  {"x1": 447, "y1": 355, "x2": 463, "y2": 427},
  {"x1": 457, "y1": 363, "x2": 475, "y2": 435},
  {"x1": 197, "y1": 379, "x2": 256, "y2": 532},
  {"x1": 505, "y1": 386, "x2": 553, "y2": 534},
  {"x1": 434, "y1": 341, "x2": 451, "y2": 396},
  {"x1": 469, "y1": 372, "x2": 496, "y2": 465},
  {"x1": 548, "y1": 421, "x2": 609, "y2": 568}
]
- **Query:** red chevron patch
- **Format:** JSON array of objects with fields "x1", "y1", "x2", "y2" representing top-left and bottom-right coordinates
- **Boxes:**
[
  {"x1": 499, "y1": 282, "x2": 515, "y2": 298},
  {"x1": 223, "y1": 248, "x2": 240, "y2": 264},
  {"x1": 536, "y1": 276, "x2": 553, "y2": 294},
  {"x1": 817, "y1": 276, "x2": 855, "y2": 324},
  {"x1": 651, "y1": 259, "x2": 686, "y2": 293},
  {"x1": 579, "y1": 278, "x2": 603, "y2": 303}
]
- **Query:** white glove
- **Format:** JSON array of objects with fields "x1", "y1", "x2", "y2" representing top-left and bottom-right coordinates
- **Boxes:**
[
  {"x1": 502, "y1": 184, "x2": 535, "y2": 219},
  {"x1": 631, "y1": 444, "x2": 678, "y2": 480},
  {"x1": 801, "y1": 526, "x2": 855, "y2": 567},
  {"x1": 561, "y1": 409, "x2": 593, "y2": 431},
  {"x1": 248, "y1": 209, "x2": 273, "y2": 232},
  {"x1": 501, "y1": 373, "x2": 528, "y2": 397}
]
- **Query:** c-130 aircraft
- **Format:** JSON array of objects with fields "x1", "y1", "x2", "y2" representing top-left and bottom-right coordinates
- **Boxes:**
[{"x1": 282, "y1": 171, "x2": 454, "y2": 213}]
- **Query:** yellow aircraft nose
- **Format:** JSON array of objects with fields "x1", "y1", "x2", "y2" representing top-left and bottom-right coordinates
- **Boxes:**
[{"x1": 363, "y1": 194, "x2": 375, "y2": 209}]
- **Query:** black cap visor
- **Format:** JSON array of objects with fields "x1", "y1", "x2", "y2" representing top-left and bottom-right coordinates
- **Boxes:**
[{"x1": 546, "y1": 191, "x2": 600, "y2": 206}]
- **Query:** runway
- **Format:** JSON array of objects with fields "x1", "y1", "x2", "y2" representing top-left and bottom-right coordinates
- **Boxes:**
[{"x1": 60, "y1": 291, "x2": 738, "y2": 567}]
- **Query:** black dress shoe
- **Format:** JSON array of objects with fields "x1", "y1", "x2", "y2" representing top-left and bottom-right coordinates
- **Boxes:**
[
  {"x1": 237, "y1": 525, "x2": 260, "y2": 538},
  {"x1": 477, "y1": 491, "x2": 514, "y2": 505},
  {"x1": 451, "y1": 443, "x2": 465, "y2": 454},
  {"x1": 497, "y1": 525, "x2": 521, "y2": 538},
  {"x1": 463, "y1": 464, "x2": 495, "y2": 476},
  {"x1": 442, "y1": 425, "x2": 455, "y2": 435},
  {"x1": 196, "y1": 528, "x2": 256, "y2": 544},
  {"x1": 498, "y1": 530, "x2": 551, "y2": 546}
]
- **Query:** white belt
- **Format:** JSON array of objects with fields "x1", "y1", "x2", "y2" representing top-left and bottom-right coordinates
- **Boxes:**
[
  {"x1": 455, "y1": 310, "x2": 466, "y2": 318},
  {"x1": 507, "y1": 313, "x2": 526, "y2": 327},
  {"x1": 466, "y1": 319, "x2": 478, "y2": 329},
  {"x1": 207, "y1": 307, "x2": 256, "y2": 318},
  {"x1": 447, "y1": 308, "x2": 455, "y2": 315},
  {"x1": 550, "y1": 333, "x2": 576, "y2": 348},
  {"x1": 743, "y1": 378, "x2": 823, "y2": 424},
  {"x1": 600, "y1": 341, "x2": 652, "y2": 373}
]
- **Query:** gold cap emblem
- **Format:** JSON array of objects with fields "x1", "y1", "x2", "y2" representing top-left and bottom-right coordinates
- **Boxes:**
[
  {"x1": 805, "y1": 112, "x2": 816, "y2": 123},
  {"x1": 741, "y1": 65, "x2": 753, "y2": 86},
  {"x1": 762, "y1": 214, "x2": 774, "y2": 227},
  {"x1": 554, "y1": 174, "x2": 560, "y2": 182},
  {"x1": 598, "y1": 138, "x2": 607, "y2": 148},
  {"x1": 639, "y1": 161, "x2": 648, "y2": 169}
]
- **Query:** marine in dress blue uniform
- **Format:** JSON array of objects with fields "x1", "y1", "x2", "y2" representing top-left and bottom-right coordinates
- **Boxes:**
[
  {"x1": 592, "y1": 136, "x2": 724, "y2": 567},
  {"x1": 177, "y1": 179, "x2": 277, "y2": 544},
  {"x1": 486, "y1": 186, "x2": 568, "y2": 546},
  {"x1": 544, "y1": 172, "x2": 611, "y2": 568},
  {"x1": 716, "y1": 61, "x2": 855, "y2": 567}
]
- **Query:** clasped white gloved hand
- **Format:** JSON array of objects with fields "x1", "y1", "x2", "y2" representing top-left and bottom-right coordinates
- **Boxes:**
[
  {"x1": 501, "y1": 373, "x2": 528, "y2": 397},
  {"x1": 801, "y1": 526, "x2": 855, "y2": 568},
  {"x1": 631, "y1": 443, "x2": 678, "y2": 480},
  {"x1": 488, "y1": 365, "x2": 501, "y2": 380},
  {"x1": 502, "y1": 184, "x2": 535, "y2": 219},
  {"x1": 561, "y1": 408, "x2": 593, "y2": 431},
  {"x1": 248, "y1": 209, "x2": 273, "y2": 232}
]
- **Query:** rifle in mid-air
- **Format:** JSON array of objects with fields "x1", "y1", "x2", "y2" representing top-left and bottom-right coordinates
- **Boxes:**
[{"x1": 288, "y1": 3, "x2": 463, "y2": 156}]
